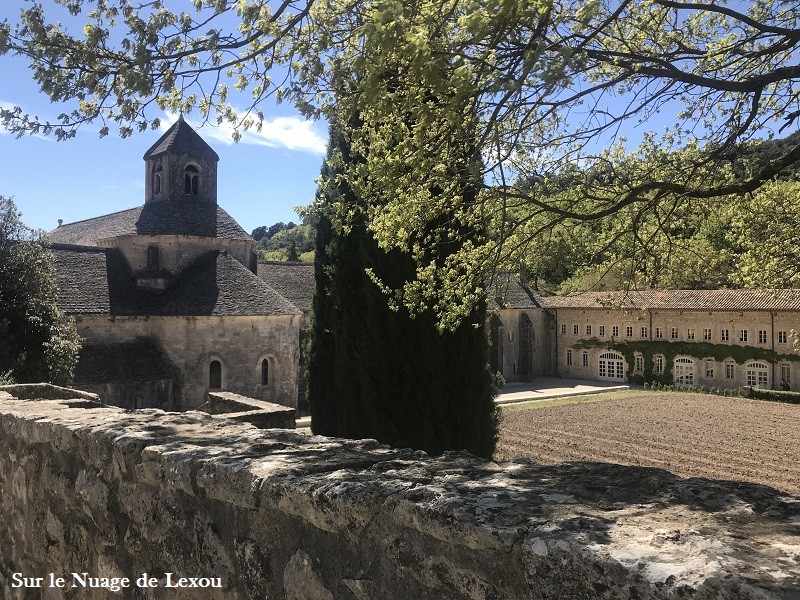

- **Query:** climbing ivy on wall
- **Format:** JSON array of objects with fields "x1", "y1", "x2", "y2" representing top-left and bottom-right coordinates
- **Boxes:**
[{"x1": 573, "y1": 338, "x2": 800, "y2": 384}]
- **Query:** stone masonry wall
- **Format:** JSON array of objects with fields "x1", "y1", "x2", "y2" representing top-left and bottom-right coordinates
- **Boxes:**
[
  {"x1": 74, "y1": 314, "x2": 299, "y2": 410},
  {"x1": 1, "y1": 390, "x2": 800, "y2": 599}
]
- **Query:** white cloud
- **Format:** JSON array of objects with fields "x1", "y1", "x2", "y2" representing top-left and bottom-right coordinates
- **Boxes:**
[{"x1": 161, "y1": 111, "x2": 327, "y2": 155}]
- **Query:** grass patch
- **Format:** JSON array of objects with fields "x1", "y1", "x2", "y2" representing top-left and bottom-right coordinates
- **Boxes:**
[{"x1": 500, "y1": 390, "x2": 645, "y2": 411}]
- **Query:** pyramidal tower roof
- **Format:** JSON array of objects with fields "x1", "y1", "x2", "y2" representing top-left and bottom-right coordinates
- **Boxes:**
[{"x1": 143, "y1": 115, "x2": 219, "y2": 161}]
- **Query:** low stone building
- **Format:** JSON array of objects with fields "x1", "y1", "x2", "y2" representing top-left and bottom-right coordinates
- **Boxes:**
[{"x1": 49, "y1": 117, "x2": 302, "y2": 410}]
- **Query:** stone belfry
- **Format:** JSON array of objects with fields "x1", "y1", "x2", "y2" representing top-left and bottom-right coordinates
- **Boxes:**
[{"x1": 143, "y1": 115, "x2": 220, "y2": 204}]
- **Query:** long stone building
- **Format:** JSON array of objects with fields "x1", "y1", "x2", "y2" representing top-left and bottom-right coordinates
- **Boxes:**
[
  {"x1": 491, "y1": 285, "x2": 800, "y2": 391},
  {"x1": 49, "y1": 117, "x2": 302, "y2": 410}
]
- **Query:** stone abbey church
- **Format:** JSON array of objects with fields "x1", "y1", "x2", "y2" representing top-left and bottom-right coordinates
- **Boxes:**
[
  {"x1": 49, "y1": 117, "x2": 307, "y2": 410},
  {"x1": 49, "y1": 120, "x2": 800, "y2": 411}
]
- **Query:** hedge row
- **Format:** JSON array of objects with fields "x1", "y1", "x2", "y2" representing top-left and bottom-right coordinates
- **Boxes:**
[{"x1": 750, "y1": 388, "x2": 800, "y2": 404}]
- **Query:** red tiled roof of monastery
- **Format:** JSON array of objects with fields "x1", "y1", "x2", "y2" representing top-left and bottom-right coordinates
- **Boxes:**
[{"x1": 541, "y1": 289, "x2": 800, "y2": 311}]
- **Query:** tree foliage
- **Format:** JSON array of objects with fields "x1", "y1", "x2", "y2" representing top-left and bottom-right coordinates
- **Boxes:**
[
  {"x1": 2, "y1": 1, "x2": 800, "y2": 324},
  {"x1": 0, "y1": 197, "x2": 80, "y2": 385}
]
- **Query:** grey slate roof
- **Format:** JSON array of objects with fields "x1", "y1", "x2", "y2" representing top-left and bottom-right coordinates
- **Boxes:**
[
  {"x1": 143, "y1": 115, "x2": 219, "y2": 160},
  {"x1": 257, "y1": 261, "x2": 315, "y2": 313},
  {"x1": 47, "y1": 199, "x2": 251, "y2": 245},
  {"x1": 490, "y1": 272, "x2": 545, "y2": 310},
  {"x1": 541, "y1": 289, "x2": 800, "y2": 311},
  {"x1": 74, "y1": 338, "x2": 178, "y2": 384},
  {"x1": 51, "y1": 244, "x2": 300, "y2": 317}
]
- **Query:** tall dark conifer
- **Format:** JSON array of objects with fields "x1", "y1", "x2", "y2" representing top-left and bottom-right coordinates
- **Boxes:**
[{"x1": 308, "y1": 124, "x2": 499, "y2": 459}]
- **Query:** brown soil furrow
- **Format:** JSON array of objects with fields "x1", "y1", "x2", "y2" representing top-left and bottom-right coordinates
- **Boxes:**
[
  {"x1": 497, "y1": 393, "x2": 800, "y2": 496},
  {"x1": 497, "y1": 439, "x2": 800, "y2": 495},
  {"x1": 505, "y1": 426, "x2": 796, "y2": 474}
]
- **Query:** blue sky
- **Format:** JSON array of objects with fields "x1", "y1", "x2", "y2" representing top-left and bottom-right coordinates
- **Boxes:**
[{"x1": 0, "y1": 3, "x2": 328, "y2": 236}]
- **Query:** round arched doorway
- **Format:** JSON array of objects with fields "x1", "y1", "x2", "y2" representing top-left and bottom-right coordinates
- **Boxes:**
[{"x1": 598, "y1": 352, "x2": 625, "y2": 381}]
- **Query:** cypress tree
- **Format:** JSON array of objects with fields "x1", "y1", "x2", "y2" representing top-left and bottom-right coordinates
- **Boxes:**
[{"x1": 308, "y1": 123, "x2": 499, "y2": 459}]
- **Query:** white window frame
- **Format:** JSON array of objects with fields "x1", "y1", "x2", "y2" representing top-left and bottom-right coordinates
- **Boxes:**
[
  {"x1": 673, "y1": 357, "x2": 695, "y2": 386},
  {"x1": 704, "y1": 359, "x2": 714, "y2": 379},
  {"x1": 745, "y1": 361, "x2": 769, "y2": 388},
  {"x1": 598, "y1": 351, "x2": 625, "y2": 381},
  {"x1": 703, "y1": 328, "x2": 712, "y2": 341},
  {"x1": 721, "y1": 329, "x2": 729, "y2": 341},
  {"x1": 725, "y1": 362, "x2": 735, "y2": 379}
]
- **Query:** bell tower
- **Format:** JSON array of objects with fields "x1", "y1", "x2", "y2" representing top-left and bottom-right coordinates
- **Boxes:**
[{"x1": 143, "y1": 116, "x2": 220, "y2": 204}]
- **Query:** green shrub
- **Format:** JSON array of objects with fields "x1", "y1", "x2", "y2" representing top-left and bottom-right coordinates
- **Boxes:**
[{"x1": 750, "y1": 388, "x2": 800, "y2": 404}]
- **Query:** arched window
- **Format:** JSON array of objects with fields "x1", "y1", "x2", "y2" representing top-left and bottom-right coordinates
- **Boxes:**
[
  {"x1": 598, "y1": 351, "x2": 625, "y2": 380},
  {"x1": 261, "y1": 359, "x2": 270, "y2": 385},
  {"x1": 209, "y1": 360, "x2": 222, "y2": 390},
  {"x1": 258, "y1": 356, "x2": 276, "y2": 386},
  {"x1": 745, "y1": 361, "x2": 770, "y2": 388},
  {"x1": 184, "y1": 164, "x2": 200, "y2": 195},
  {"x1": 152, "y1": 161, "x2": 163, "y2": 195},
  {"x1": 673, "y1": 357, "x2": 694, "y2": 386}
]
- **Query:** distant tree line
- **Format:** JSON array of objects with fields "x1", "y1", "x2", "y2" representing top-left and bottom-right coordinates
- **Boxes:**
[{"x1": 251, "y1": 221, "x2": 315, "y2": 263}]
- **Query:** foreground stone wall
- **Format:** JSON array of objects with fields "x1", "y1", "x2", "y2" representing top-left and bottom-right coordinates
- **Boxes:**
[{"x1": 1, "y1": 389, "x2": 799, "y2": 599}]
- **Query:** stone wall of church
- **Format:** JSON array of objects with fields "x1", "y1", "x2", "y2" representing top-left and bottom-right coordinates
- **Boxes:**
[
  {"x1": 74, "y1": 314, "x2": 300, "y2": 410},
  {"x1": 0, "y1": 391, "x2": 797, "y2": 599},
  {"x1": 102, "y1": 235, "x2": 256, "y2": 275}
]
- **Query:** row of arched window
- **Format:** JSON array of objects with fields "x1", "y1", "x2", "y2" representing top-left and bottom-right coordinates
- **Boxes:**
[
  {"x1": 566, "y1": 350, "x2": 779, "y2": 388},
  {"x1": 151, "y1": 161, "x2": 202, "y2": 197},
  {"x1": 208, "y1": 357, "x2": 275, "y2": 390}
]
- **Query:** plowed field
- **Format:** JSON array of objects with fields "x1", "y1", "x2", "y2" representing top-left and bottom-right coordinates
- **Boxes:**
[{"x1": 496, "y1": 392, "x2": 800, "y2": 496}]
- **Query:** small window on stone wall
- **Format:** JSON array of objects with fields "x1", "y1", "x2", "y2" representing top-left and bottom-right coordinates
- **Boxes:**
[
  {"x1": 152, "y1": 161, "x2": 163, "y2": 195},
  {"x1": 147, "y1": 245, "x2": 159, "y2": 272},
  {"x1": 185, "y1": 164, "x2": 200, "y2": 195},
  {"x1": 262, "y1": 359, "x2": 270, "y2": 385},
  {"x1": 209, "y1": 360, "x2": 222, "y2": 390},
  {"x1": 260, "y1": 356, "x2": 275, "y2": 386}
]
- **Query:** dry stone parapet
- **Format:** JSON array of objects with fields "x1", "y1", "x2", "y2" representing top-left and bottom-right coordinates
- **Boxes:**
[{"x1": 0, "y1": 389, "x2": 798, "y2": 598}]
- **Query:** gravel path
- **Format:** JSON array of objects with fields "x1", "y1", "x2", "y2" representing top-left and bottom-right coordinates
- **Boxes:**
[{"x1": 496, "y1": 392, "x2": 800, "y2": 496}]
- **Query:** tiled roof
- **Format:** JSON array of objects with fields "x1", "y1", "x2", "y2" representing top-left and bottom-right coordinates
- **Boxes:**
[
  {"x1": 51, "y1": 245, "x2": 300, "y2": 317},
  {"x1": 257, "y1": 261, "x2": 315, "y2": 313},
  {"x1": 47, "y1": 199, "x2": 251, "y2": 245},
  {"x1": 143, "y1": 116, "x2": 219, "y2": 160},
  {"x1": 489, "y1": 272, "x2": 545, "y2": 310},
  {"x1": 541, "y1": 289, "x2": 800, "y2": 311},
  {"x1": 74, "y1": 338, "x2": 178, "y2": 384}
]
